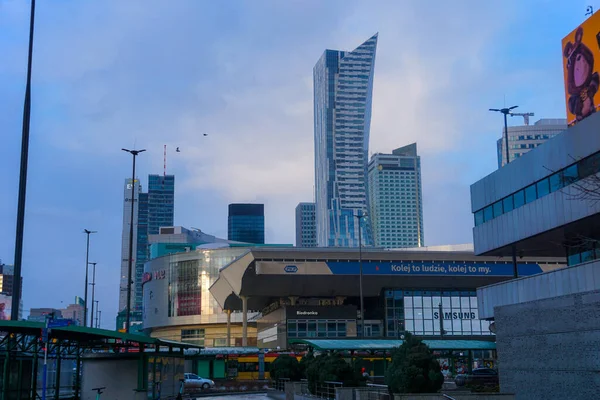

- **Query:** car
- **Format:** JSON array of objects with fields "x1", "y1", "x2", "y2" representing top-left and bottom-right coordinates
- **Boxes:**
[
  {"x1": 183, "y1": 373, "x2": 215, "y2": 390},
  {"x1": 454, "y1": 368, "x2": 499, "y2": 387}
]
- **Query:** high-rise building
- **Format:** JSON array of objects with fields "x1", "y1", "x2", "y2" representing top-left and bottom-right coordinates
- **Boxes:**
[
  {"x1": 228, "y1": 204, "x2": 265, "y2": 244},
  {"x1": 295, "y1": 202, "x2": 317, "y2": 247},
  {"x1": 118, "y1": 178, "x2": 141, "y2": 313},
  {"x1": 497, "y1": 118, "x2": 567, "y2": 168},
  {"x1": 148, "y1": 175, "x2": 175, "y2": 235},
  {"x1": 368, "y1": 143, "x2": 424, "y2": 248},
  {"x1": 0, "y1": 263, "x2": 19, "y2": 296},
  {"x1": 314, "y1": 34, "x2": 378, "y2": 247},
  {"x1": 118, "y1": 175, "x2": 175, "y2": 330}
]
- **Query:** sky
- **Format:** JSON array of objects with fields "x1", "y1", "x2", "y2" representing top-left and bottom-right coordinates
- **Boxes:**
[{"x1": 0, "y1": 0, "x2": 594, "y2": 327}]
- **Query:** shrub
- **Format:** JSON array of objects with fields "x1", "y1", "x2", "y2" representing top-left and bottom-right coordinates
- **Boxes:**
[
  {"x1": 384, "y1": 333, "x2": 444, "y2": 394},
  {"x1": 270, "y1": 354, "x2": 302, "y2": 381},
  {"x1": 305, "y1": 354, "x2": 365, "y2": 394}
]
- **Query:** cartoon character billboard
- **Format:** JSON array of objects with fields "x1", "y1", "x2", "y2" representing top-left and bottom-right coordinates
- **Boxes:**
[
  {"x1": 0, "y1": 295, "x2": 12, "y2": 320},
  {"x1": 563, "y1": 11, "x2": 600, "y2": 126}
]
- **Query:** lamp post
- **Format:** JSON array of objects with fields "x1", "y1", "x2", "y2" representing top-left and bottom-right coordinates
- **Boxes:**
[
  {"x1": 83, "y1": 230, "x2": 97, "y2": 327},
  {"x1": 354, "y1": 211, "x2": 367, "y2": 337},
  {"x1": 122, "y1": 148, "x2": 145, "y2": 333},
  {"x1": 11, "y1": 0, "x2": 36, "y2": 322},
  {"x1": 489, "y1": 106, "x2": 519, "y2": 279},
  {"x1": 89, "y1": 262, "x2": 97, "y2": 328},
  {"x1": 94, "y1": 300, "x2": 99, "y2": 328}
]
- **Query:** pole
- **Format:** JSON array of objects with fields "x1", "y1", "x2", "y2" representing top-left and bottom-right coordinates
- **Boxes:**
[
  {"x1": 358, "y1": 213, "x2": 365, "y2": 338},
  {"x1": 83, "y1": 231, "x2": 96, "y2": 327},
  {"x1": 98, "y1": 310, "x2": 102, "y2": 329},
  {"x1": 126, "y1": 154, "x2": 137, "y2": 333},
  {"x1": 439, "y1": 303, "x2": 444, "y2": 338},
  {"x1": 11, "y1": 0, "x2": 36, "y2": 321},
  {"x1": 42, "y1": 316, "x2": 49, "y2": 400},
  {"x1": 503, "y1": 112, "x2": 510, "y2": 167},
  {"x1": 89, "y1": 263, "x2": 97, "y2": 327}
]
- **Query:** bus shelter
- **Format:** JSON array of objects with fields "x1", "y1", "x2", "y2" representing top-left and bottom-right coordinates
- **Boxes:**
[{"x1": 0, "y1": 321, "x2": 200, "y2": 400}]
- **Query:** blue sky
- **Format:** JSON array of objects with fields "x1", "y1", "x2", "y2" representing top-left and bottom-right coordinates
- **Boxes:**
[{"x1": 0, "y1": 0, "x2": 593, "y2": 327}]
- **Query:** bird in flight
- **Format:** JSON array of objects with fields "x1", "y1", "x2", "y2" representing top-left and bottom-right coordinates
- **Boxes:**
[{"x1": 176, "y1": 147, "x2": 180, "y2": 152}]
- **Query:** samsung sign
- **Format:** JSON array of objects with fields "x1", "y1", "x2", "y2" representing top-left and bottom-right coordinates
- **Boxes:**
[{"x1": 434, "y1": 311, "x2": 476, "y2": 320}]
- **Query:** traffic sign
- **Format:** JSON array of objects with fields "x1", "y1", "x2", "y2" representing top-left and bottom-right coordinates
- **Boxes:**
[{"x1": 48, "y1": 319, "x2": 71, "y2": 328}]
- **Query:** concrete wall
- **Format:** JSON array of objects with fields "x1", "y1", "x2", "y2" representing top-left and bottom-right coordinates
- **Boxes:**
[
  {"x1": 81, "y1": 358, "x2": 144, "y2": 400},
  {"x1": 477, "y1": 259, "x2": 600, "y2": 319},
  {"x1": 494, "y1": 289, "x2": 600, "y2": 399}
]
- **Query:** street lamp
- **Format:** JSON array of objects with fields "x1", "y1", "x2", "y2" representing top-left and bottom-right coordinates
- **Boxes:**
[
  {"x1": 11, "y1": 0, "x2": 36, "y2": 322},
  {"x1": 122, "y1": 148, "x2": 146, "y2": 333},
  {"x1": 89, "y1": 262, "x2": 97, "y2": 328},
  {"x1": 83, "y1": 229, "x2": 97, "y2": 327},
  {"x1": 489, "y1": 105, "x2": 518, "y2": 167},
  {"x1": 489, "y1": 106, "x2": 519, "y2": 279},
  {"x1": 354, "y1": 211, "x2": 368, "y2": 337}
]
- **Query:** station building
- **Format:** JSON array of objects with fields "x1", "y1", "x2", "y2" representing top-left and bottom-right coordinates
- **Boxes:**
[{"x1": 143, "y1": 245, "x2": 562, "y2": 377}]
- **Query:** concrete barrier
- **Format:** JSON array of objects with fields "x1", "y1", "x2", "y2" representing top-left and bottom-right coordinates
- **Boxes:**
[{"x1": 393, "y1": 394, "x2": 515, "y2": 400}]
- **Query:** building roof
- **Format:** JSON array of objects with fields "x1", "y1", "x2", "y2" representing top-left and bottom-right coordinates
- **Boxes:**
[
  {"x1": 208, "y1": 248, "x2": 565, "y2": 312},
  {"x1": 289, "y1": 339, "x2": 496, "y2": 351}
]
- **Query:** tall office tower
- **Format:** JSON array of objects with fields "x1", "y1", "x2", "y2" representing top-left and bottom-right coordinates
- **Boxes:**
[
  {"x1": 228, "y1": 204, "x2": 265, "y2": 244},
  {"x1": 497, "y1": 118, "x2": 567, "y2": 168},
  {"x1": 368, "y1": 143, "x2": 424, "y2": 248},
  {"x1": 118, "y1": 178, "x2": 141, "y2": 313},
  {"x1": 314, "y1": 34, "x2": 378, "y2": 247},
  {"x1": 295, "y1": 202, "x2": 317, "y2": 247},
  {"x1": 148, "y1": 175, "x2": 175, "y2": 234},
  {"x1": 118, "y1": 175, "x2": 175, "y2": 329}
]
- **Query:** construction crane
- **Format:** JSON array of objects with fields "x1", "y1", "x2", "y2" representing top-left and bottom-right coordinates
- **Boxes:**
[{"x1": 509, "y1": 112, "x2": 535, "y2": 126}]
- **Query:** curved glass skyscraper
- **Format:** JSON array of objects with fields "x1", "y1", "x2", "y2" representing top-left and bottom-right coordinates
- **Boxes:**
[{"x1": 314, "y1": 34, "x2": 378, "y2": 247}]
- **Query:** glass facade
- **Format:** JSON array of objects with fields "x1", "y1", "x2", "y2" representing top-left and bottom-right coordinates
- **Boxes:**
[
  {"x1": 474, "y1": 151, "x2": 600, "y2": 227},
  {"x1": 314, "y1": 35, "x2": 377, "y2": 247},
  {"x1": 385, "y1": 290, "x2": 492, "y2": 337},
  {"x1": 148, "y1": 175, "x2": 175, "y2": 235},
  {"x1": 368, "y1": 144, "x2": 424, "y2": 248},
  {"x1": 295, "y1": 202, "x2": 317, "y2": 247},
  {"x1": 228, "y1": 204, "x2": 265, "y2": 244},
  {"x1": 287, "y1": 319, "x2": 354, "y2": 338}
]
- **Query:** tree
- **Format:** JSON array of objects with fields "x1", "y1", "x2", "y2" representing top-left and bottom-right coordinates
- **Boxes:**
[
  {"x1": 385, "y1": 333, "x2": 444, "y2": 394},
  {"x1": 270, "y1": 354, "x2": 302, "y2": 381},
  {"x1": 299, "y1": 351, "x2": 315, "y2": 379},
  {"x1": 305, "y1": 354, "x2": 365, "y2": 394}
]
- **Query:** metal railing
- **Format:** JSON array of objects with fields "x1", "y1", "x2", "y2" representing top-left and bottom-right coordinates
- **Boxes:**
[
  {"x1": 274, "y1": 378, "x2": 290, "y2": 392},
  {"x1": 314, "y1": 381, "x2": 342, "y2": 399},
  {"x1": 442, "y1": 394, "x2": 458, "y2": 400}
]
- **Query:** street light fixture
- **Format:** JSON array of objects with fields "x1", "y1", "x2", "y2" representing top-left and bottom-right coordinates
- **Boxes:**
[
  {"x1": 489, "y1": 106, "x2": 519, "y2": 278},
  {"x1": 83, "y1": 229, "x2": 97, "y2": 327},
  {"x1": 89, "y1": 262, "x2": 97, "y2": 328},
  {"x1": 354, "y1": 211, "x2": 368, "y2": 337},
  {"x1": 122, "y1": 148, "x2": 146, "y2": 333},
  {"x1": 94, "y1": 300, "x2": 100, "y2": 328}
]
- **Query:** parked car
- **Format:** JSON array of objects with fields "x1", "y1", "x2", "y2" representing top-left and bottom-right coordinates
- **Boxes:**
[
  {"x1": 454, "y1": 368, "x2": 499, "y2": 387},
  {"x1": 183, "y1": 373, "x2": 215, "y2": 390}
]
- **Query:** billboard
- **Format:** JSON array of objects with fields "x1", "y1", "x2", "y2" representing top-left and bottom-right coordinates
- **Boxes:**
[
  {"x1": 0, "y1": 294, "x2": 12, "y2": 320},
  {"x1": 563, "y1": 11, "x2": 600, "y2": 126}
]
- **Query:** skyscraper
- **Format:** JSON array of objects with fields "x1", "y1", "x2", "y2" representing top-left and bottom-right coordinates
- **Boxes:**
[
  {"x1": 368, "y1": 143, "x2": 424, "y2": 248},
  {"x1": 295, "y1": 202, "x2": 317, "y2": 247},
  {"x1": 118, "y1": 175, "x2": 175, "y2": 330},
  {"x1": 314, "y1": 34, "x2": 378, "y2": 247},
  {"x1": 497, "y1": 118, "x2": 567, "y2": 168},
  {"x1": 228, "y1": 204, "x2": 265, "y2": 244},
  {"x1": 118, "y1": 178, "x2": 141, "y2": 313}
]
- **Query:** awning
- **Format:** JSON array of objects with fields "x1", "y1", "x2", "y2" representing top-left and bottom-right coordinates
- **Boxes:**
[{"x1": 289, "y1": 339, "x2": 496, "y2": 351}]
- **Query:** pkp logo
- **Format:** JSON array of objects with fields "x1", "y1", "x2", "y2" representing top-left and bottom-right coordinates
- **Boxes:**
[{"x1": 284, "y1": 265, "x2": 298, "y2": 273}]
